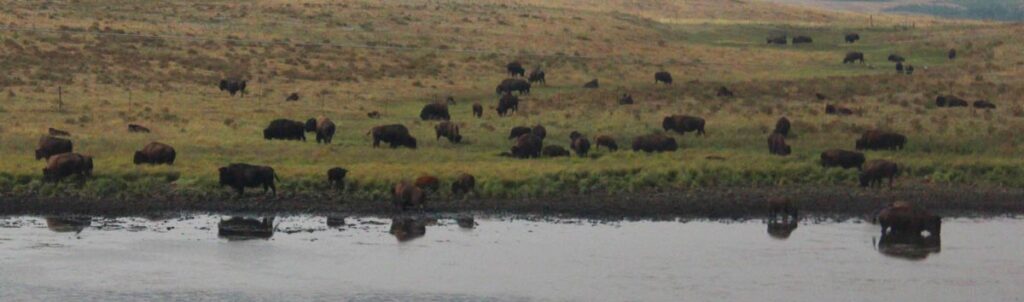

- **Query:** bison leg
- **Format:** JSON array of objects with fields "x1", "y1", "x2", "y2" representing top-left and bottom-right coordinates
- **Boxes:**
[{"x1": 373, "y1": 137, "x2": 381, "y2": 148}]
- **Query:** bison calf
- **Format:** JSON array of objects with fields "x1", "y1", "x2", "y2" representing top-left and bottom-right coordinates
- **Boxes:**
[
  {"x1": 305, "y1": 117, "x2": 336, "y2": 144},
  {"x1": 472, "y1": 102, "x2": 483, "y2": 118}
]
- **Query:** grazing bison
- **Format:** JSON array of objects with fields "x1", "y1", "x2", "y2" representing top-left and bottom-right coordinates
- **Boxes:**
[
  {"x1": 43, "y1": 153, "x2": 93, "y2": 182},
  {"x1": 393, "y1": 180, "x2": 426, "y2": 211},
  {"x1": 133, "y1": 142, "x2": 176, "y2": 165},
  {"x1": 48, "y1": 128, "x2": 70, "y2": 137},
  {"x1": 767, "y1": 132, "x2": 791, "y2": 156},
  {"x1": 935, "y1": 95, "x2": 968, "y2": 107},
  {"x1": 815, "y1": 93, "x2": 828, "y2": 101},
  {"x1": 845, "y1": 33, "x2": 860, "y2": 43},
  {"x1": 766, "y1": 35, "x2": 787, "y2": 45},
  {"x1": 218, "y1": 163, "x2": 278, "y2": 196},
  {"x1": 128, "y1": 124, "x2": 151, "y2": 133},
  {"x1": 506, "y1": 61, "x2": 525, "y2": 77},
  {"x1": 583, "y1": 79, "x2": 599, "y2": 89},
  {"x1": 843, "y1": 52, "x2": 865, "y2": 64},
  {"x1": 878, "y1": 202, "x2": 941, "y2": 237},
  {"x1": 896, "y1": 62, "x2": 904, "y2": 74},
  {"x1": 948, "y1": 48, "x2": 957, "y2": 60},
  {"x1": 285, "y1": 93, "x2": 299, "y2": 102},
  {"x1": 594, "y1": 135, "x2": 618, "y2": 152},
  {"x1": 571, "y1": 136, "x2": 591, "y2": 157},
  {"x1": 973, "y1": 100, "x2": 996, "y2": 109},
  {"x1": 435, "y1": 121, "x2": 462, "y2": 143},
  {"x1": 35, "y1": 136, "x2": 73, "y2": 160},
  {"x1": 509, "y1": 126, "x2": 532, "y2": 140},
  {"x1": 792, "y1": 36, "x2": 812, "y2": 44},
  {"x1": 820, "y1": 149, "x2": 865, "y2": 170},
  {"x1": 263, "y1": 119, "x2": 306, "y2": 141},
  {"x1": 528, "y1": 69, "x2": 546, "y2": 85},
  {"x1": 774, "y1": 117, "x2": 791, "y2": 137},
  {"x1": 542, "y1": 145, "x2": 571, "y2": 157},
  {"x1": 472, "y1": 102, "x2": 483, "y2": 118},
  {"x1": 420, "y1": 103, "x2": 451, "y2": 121},
  {"x1": 497, "y1": 94, "x2": 519, "y2": 116},
  {"x1": 219, "y1": 78, "x2": 246, "y2": 97},
  {"x1": 367, "y1": 111, "x2": 382, "y2": 119},
  {"x1": 305, "y1": 117, "x2": 336, "y2": 144},
  {"x1": 327, "y1": 167, "x2": 348, "y2": 190},
  {"x1": 496, "y1": 78, "x2": 531, "y2": 95},
  {"x1": 887, "y1": 54, "x2": 906, "y2": 62},
  {"x1": 905, "y1": 64, "x2": 915, "y2": 75},
  {"x1": 768, "y1": 198, "x2": 798, "y2": 221},
  {"x1": 856, "y1": 130, "x2": 906, "y2": 151},
  {"x1": 825, "y1": 104, "x2": 854, "y2": 115},
  {"x1": 451, "y1": 173, "x2": 476, "y2": 195},
  {"x1": 860, "y1": 160, "x2": 898, "y2": 188},
  {"x1": 662, "y1": 115, "x2": 706, "y2": 136},
  {"x1": 619, "y1": 93, "x2": 634, "y2": 105},
  {"x1": 369, "y1": 124, "x2": 417, "y2": 149},
  {"x1": 716, "y1": 86, "x2": 734, "y2": 98},
  {"x1": 654, "y1": 71, "x2": 673, "y2": 85},
  {"x1": 414, "y1": 175, "x2": 440, "y2": 193},
  {"x1": 510, "y1": 134, "x2": 544, "y2": 158},
  {"x1": 632, "y1": 133, "x2": 678, "y2": 153}
]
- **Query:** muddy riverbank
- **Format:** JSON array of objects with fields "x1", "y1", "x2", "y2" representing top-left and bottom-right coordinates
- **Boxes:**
[{"x1": 2, "y1": 184, "x2": 1022, "y2": 218}]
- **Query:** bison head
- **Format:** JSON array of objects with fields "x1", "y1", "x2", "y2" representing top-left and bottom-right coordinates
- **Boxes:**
[
  {"x1": 35, "y1": 149, "x2": 44, "y2": 160},
  {"x1": 133, "y1": 151, "x2": 146, "y2": 165},
  {"x1": 661, "y1": 117, "x2": 674, "y2": 131},
  {"x1": 405, "y1": 137, "x2": 418, "y2": 149},
  {"x1": 305, "y1": 118, "x2": 318, "y2": 132},
  {"x1": 263, "y1": 129, "x2": 272, "y2": 140}
]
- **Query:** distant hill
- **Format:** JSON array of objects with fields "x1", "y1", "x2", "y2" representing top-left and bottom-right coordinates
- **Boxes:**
[{"x1": 887, "y1": 0, "x2": 1024, "y2": 21}]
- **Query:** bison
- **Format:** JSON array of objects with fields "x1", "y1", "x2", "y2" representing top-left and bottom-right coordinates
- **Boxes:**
[
  {"x1": 905, "y1": 64, "x2": 915, "y2": 75},
  {"x1": 619, "y1": 93, "x2": 634, "y2": 105},
  {"x1": 451, "y1": 173, "x2": 476, "y2": 196},
  {"x1": 662, "y1": 115, "x2": 706, "y2": 136},
  {"x1": 506, "y1": 61, "x2": 525, "y2": 77},
  {"x1": 305, "y1": 117, "x2": 336, "y2": 144},
  {"x1": 766, "y1": 35, "x2": 787, "y2": 45},
  {"x1": 860, "y1": 160, "x2": 898, "y2": 188},
  {"x1": 133, "y1": 142, "x2": 176, "y2": 165},
  {"x1": 219, "y1": 78, "x2": 246, "y2": 97},
  {"x1": 496, "y1": 78, "x2": 531, "y2": 95},
  {"x1": 594, "y1": 135, "x2": 618, "y2": 152},
  {"x1": 420, "y1": 103, "x2": 451, "y2": 121},
  {"x1": 845, "y1": 33, "x2": 860, "y2": 43},
  {"x1": 878, "y1": 202, "x2": 941, "y2": 237},
  {"x1": 571, "y1": 136, "x2": 591, "y2": 157},
  {"x1": 48, "y1": 128, "x2": 70, "y2": 137},
  {"x1": 820, "y1": 149, "x2": 865, "y2": 170},
  {"x1": 973, "y1": 100, "x2": 996, "y2": 109},
  {"x1": 825, "y1": 104, "x2": 854, "y2": 115},
  {"x1": 327, "y1": 167, "x2": 348, "y2": 190},
  {"x1": 792, "y1": 36, "x2": 812, "y2": 44},
  {"x1": 472, "y1": 102, "x2": 483, "y2": 118},
  {"x1": 935, "y1": 95, "x2": 968, "y2": 107},
  {"x1": 528, "y1": 69, "x2": 546, "y2": 85},
  {"x1": 35, "y1": 135, "x2": 73, "y2": 160},
  {"x1": 654, "y1": 71, "x2": 673, "y2": 85},
  {"x1": 435, "y1": 121, "x2": 462, "y2": 143},
  {"x1": 767, "y1": 132, "x2": 791, "y2": 156},
  {"x1": 583, "y1": 79, "x2": 599, "y2": 89},
  {"x1": 843, "y1": 52, "x2": 865, "y2": 64},
  {"x1": 393, "y1": 180, "x2": 426, "y2": 211},
  {"x1": 632, "y1": 133, "x2": 678, "y2": 153},
  {"x1": 716, "y1": 86, "x2": 734, "y2": 98},
  {"x1": 497, "y1": 94, "x2": 519, "y2": 116},
  {"x1": 128, "y1": 124, "x2": 151, "y2": 133},
  {"x1": 414, "y1": 175, "x2": 440, "y2": 193},
  {"x1": 369, "y1": 124, "x2": 417, "y2": 149},
  {"x1": 887, "y1": 54, "x2": 906, "y2": 62},
  {"x1": 43, "y1": 152, "x2": 93, "y2": 182},
  {"x1": 285, "y1": 93, "x2": 299, "y2": 102},
  {"x1": 774, "y1": 117, "x2": 791, "y2": 137},
  {"x1": 509, "y1": 126, "x2": 532, "y2": 140},
  {"x1": 542, "y1": 145, "x2": 571, "y2": 157},
  {"x1": 856, "y1": 130, "x2": 906, "y2": 151},
  {"x1": 510, "y1": 134, "x2": 544, "y2": 158},
  {"x1": 531, "y1": 125, "x2": 547, "y2": 140},
  {"x1": 218, "y1": 163, "x2": 278, "y2": 196},
  {"x1": 948, "y1": 48, "x2": 957, "y2": 60},
  {"x1": 264, "y1": 119, "x2": 306, "y2": 141},
  {"x1": 367, "y1": 111, "x2": 382, "y2": 119},
  {"x1": 896, "y1": 62, "x2": 904, "y2": 74}
]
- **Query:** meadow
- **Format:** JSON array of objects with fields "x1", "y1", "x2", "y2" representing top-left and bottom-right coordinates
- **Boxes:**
[{"x1": 1, "y1": 0, "x2": 1023, "y2": 204}]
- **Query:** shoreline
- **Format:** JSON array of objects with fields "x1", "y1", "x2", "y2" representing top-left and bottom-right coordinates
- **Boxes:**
[{"x1": 2, "y1": 184, "x2": 1022, "y2": 219}]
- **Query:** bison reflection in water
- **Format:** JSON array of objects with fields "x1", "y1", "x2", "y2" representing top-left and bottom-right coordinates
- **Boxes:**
[
  {"x1": 767, "y1": 221, "x2": 798, "y2": 240},
  {"x1": 877, "y1": 232, "x2": 941, "y2": 260},
  {"x1": 217, "y1": 217, "x2": 274, "y2": 240},
  {"x1": 44, "y1": 216, "x2": 92, "y2": 233},
  {"x1": 766, "y1": 198, "x2": 799, "y2": 240},
  {"x1": 389, "y1": 218, "x2": 428, "y2": 242}
]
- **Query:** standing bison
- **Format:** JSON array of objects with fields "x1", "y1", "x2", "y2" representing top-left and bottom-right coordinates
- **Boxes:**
[
  {"x1": 506, "y1": 61, "x2": 525, "y2": 78},
  {"x1": 716, "y1": 86, "x2": 734, "y2": 98},
  {"x1": 327, "y1": 167, "x2": 348, "y2": 190},
  {"x1": 219, "y1": 78, "x2": 247, "y2": 97},
  {"x1": 528, "y1": 69, "x2": 546, "y2": 85},
  {"x1": 662, "y1": 115, "x2": 706, "y2": 136},
  {"x1": 860, "y1": 160, "x2": 899, "y2": 188},
  {"x1": 472, "y1": 102, "x2": 483, "y2": 118},
  {"x1": 451, "y1": 173, "x2": 476, "y2": 196},
  {"x1": 583, "y1": 79, "x2": 599, "y2": 89},
  {"x1": 774, "y1": 117, "x2": 791, "y2": 137},
  {"x1": 973, "y1": 100, "x2": 996, "y2": 109},
  {"x1": 878, "y1": 202, "x2": 941, "y2": 237},
  {"x1": 792, "y1": 36, "x2": 812, "y2": 44},
  {"x1": 767, "y1": 132, "x2": 791, "y2": 156},
  {"x1": 43, "y1": 153, "x2": 93, "y2": 182},
  {"x1": 856, "y1": 130, "x2": 906, "y2": 151},
  {"x1": 594, "y1": 135, "x2": 618, "y2": 152},
  {"x1": 845, "y1": 33, "x2": 860, "y2": 43},
  {"x1": 654, "y1": 71, "x2": 673, "y2": 85},
  {"x1": 887, "y1": 54, "x2": 906, "y2": 62},
  {"x1": 496, "y1": 79, "x2": 531, "y2": 95},
  {"x1": 935, "y1": 95, "x2": 968, "y2": 107},
  {"x1": 497, "y1": 94, "x2": 519, "y2": 116},
  {"x1": 948, "y1": 48, "x2": 957, "y2": 60},
  {"x1": 510, "y1": 134, "x2": 544, "y2": 158},
  {"x1": 570, "y1": 133, "x2": 591, "y2": 157},
  {"x1": 393, "y1": 180, "x2": 426, "y2": 211},
  {"x1": 420, "y1": 103, "x2": 451, "y2": 121},
  {"x1": 134, "y1": 142, "x2": 176, "y2": 165},
  {"x1": 766, "y1": 35, "x2": 787, "y2": 45},
  {"x1": 264, "y1": 119, "x2": 306, "y2": 141},
  {"x1": 36, "y1": 136, "x2": 73, "y2": 160},
  {"x1": 843, "y1": 52, "x2": 865, "y2": 64},
  {"x1": 619, "y1": 94, "x2": 635, "y2": 105},
  {"x1": 820, "y1": 149, "x2": 865, "y2": 170},
  {"x1": 305, "y1": 117, "x2": 336, "y2": 144},
  {"x1": 435, "y1": 121, "x2": 462, "y2": 143},
  {"x1": 369, "y1": 124, "x2": 417, "y2": 149},
  {"x1": 218, "y1": 163, "x2": 278, "y2": 196},
  {"x1": 414, "y1": 175, "x2": 441, "y2": 193},
  {"x1": 632, "y1": 133, "x2": 678, "y2": 153}
]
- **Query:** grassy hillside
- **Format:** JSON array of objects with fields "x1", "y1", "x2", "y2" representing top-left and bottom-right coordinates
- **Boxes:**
[{"x1": 0, "y1": 0, "x2": 1023, "y2": 201}]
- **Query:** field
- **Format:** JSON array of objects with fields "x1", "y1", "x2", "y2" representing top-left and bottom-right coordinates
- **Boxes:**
[{"x1": 1, "y1": 0, "x2": 1024, "y2": 206}]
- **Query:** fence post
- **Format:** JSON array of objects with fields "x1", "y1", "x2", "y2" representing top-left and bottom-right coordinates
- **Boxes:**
[
  {"x1": 57, "y1": 86, "x2": 62, "y2": 112},
  {"x1": 128, "y1": 88, "x2": 132, "y2": 112}
]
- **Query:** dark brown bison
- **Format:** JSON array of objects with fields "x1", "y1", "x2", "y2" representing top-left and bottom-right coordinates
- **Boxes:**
[
  {"x1": 654, "y1": 71, "x2": 672, "y2": 85},
  {"x1": 327, "y1": 167, "x2": 348, "y2": 190},
  {"x1": 594, "y1": 135, "x2": 618, "y2": 152},
  {"x1": 896, "y1": 62, "x2": 904, "y2": 73},
  {"x1": 393, "y1": 180, "x2": 426, "y2": 211},
  {"x1": 856, "y1": 130, "x2": 906, "y2": 151},
  {"x1": 948, "y1": 48, "x2": 956, "y2": 60},
  {"x1": 497, "y1": 94, "x2": 519, "y2": 116},
  {"x1": 43, "y1": 153, "x2": 93, "y2": 182},
  {"x1": 843, "y1": 52, "x2": 865, "y2": 64},
  {"x1": 531, "y1": 125, "x2": 547, "y2": 140},
  {"x1": 510, "y1": 134, "x2": 544, "y2": 158},
  {"x1": 506, "y1": 61, "x2": 525, "y2": 77},
  {"x1": 369, "y1": 124, "x2": 417, "y2": 149},
  {"x1": 619, "y1": 93, "x2": 634, "y2": 105},
  {"x1": 219, "y1": 78, "x2": 246, "y2": 97},
  {"x1": 716, "y1": 86, "x2": 734, "y2": 97},
  {"x1": 218, "y1": 163, "x2": 278, "y2": 196},
  {"x1": 767, "y1": 198, "x2": 798, "y2": 221},
  {"x1": 825, "y1": 104, "x2": 854, "y2": 115},
  {"x1": 774, "y1": 117, "x2": 791, "y2": 137},
  {"x1": 128, "y1": 124, "x2": 150, "y2": 133},
  {"x1": 632, "y1": 133, "x2": 678, "y2": 153},
  {"x1": 367, "y1": 111, "x2": 382, "y2": 119},
  {"x1": 662, "y1": 115, "x2": 706, "y2": 136},
  {"x1": 973, "y1": 100, "x2": 996, "y2": 109},
  {"x1": 435, "y1": 121, "x2": 462, "y2": 143},
  {"x1": 285, "y1": 92, "x2": 299, "y2": 102},
  {"x1": 571, "y1": 136, "x2": 591, "y2": 157},
  {"x1": 48, "y1": 128, "x2": 70, "y2": 137},
  {"x1": 905, "y1": 64, "x2": 915, "y2": 75},
  {"x1": 542, "y1": 145, "x2": 571, "y2": 157},
  {"x1": 509, "y1": 126, "x2": 532, "y2": 140},
  {"x1": 451, "y1": 173, "x2": 476, "y2": 196},
  {"x1": 36, "y1": 135, "x2": 73, "y2": 160},
  {"x1": 414, "y1": 175, "x2": 440, "y2": 193},
  {"x1": 583, "y1": 79, "x2": 599, "y2": 89},
  {"x1": 767, "y1": 132, "x2": 791, "y2": 156},
  {"x1": 860, "y1": 160, "x2": 898, "y2": 188},
  {"x1": 820, "y1": 149, "x2": 865, "y2": 170},
  {"x1": 420, "y1": 103, "x2": 451, "y2": 121},
  {"x1": 766, "y1": 35, "x2": 787, "y2": 45},
  {"x1": 305, "y1": 117, "x2": 336, "y2": 144},
  {"x1": 815, "y1": 93, "x2": 828, "y2": 101},
  {"x1": 887, "y1": 54, "x2": 906, "y2": 62},
  {"x1": 134, "y1": 142, "x2": 176, "y2": 165},
  {"x1": 792, "y1": 36, "x2": 812, "y2": 44},
  {"x1": 528, "y1": 69, "x2": 546, "y2": 85},
  {"x1": 472, "y1": 102, "x2": 483, "y2": 118},
  {"x1": 935, "y1": 95, "x2": 968, "y2": 107},
  {"x1": 496, "y1": 78, "x2": 531, "y2": 95},
  {"x1": 845, "y1": 33, "x2": 860, "y2": 43},
  {"x1": 878, "y1": 202, "x2": 941, "y2": 237},
  {"x1": 264, "y1": 119, "x2": 306, "y2": 141},
  {"x1": 389, "y1": 217, "x2": 427, "y2": 241}
]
